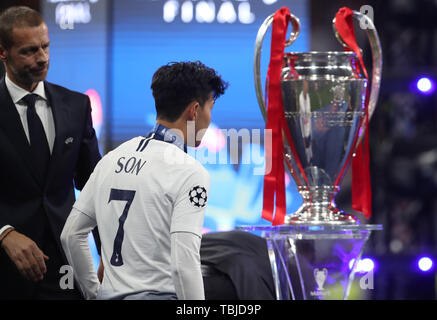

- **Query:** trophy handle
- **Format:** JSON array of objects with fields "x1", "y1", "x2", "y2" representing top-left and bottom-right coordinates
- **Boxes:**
[
  {"x1": 332, "y1": 11, "x2": 383, "y2": 145},
  {"x1": 254, "y1": 12, "x2": 301, "y2": 121}
]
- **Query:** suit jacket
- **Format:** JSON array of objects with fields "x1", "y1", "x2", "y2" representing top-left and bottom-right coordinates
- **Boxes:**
[
  {"x1": 0, "y1": 77, "x2": 101, "y2": 299},
  {"x1": 200, "y1": 230, "x2": 275, "y2": 300}
]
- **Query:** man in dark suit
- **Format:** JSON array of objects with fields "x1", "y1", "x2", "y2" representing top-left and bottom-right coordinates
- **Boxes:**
[{"x1": 0, "y1": 6, "x2": 101, "y2": 299}]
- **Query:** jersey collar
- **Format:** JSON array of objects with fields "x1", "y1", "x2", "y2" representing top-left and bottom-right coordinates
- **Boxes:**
[{"x1": 150, "y1": 123, "x2": 187, "y2": 153}]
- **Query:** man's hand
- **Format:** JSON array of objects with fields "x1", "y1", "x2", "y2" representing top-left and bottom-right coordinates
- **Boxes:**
[
  {"x1": 97, "y1": 256, "x2": 104, "y2": 283},
  {"x1": 1, "y1": 230, "x2": 49, "y2": 282}
]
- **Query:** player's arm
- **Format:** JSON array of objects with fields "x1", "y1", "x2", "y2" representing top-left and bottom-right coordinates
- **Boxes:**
[
  {"x1": 61, "y1": 207, "x2": 100, "y2": 300},
  {"x1": 171, "y1": 231, "x2": 204, "y2": 300},
  {"x1": 170, "y1": 168, "x2": 210, "y2": 300}
]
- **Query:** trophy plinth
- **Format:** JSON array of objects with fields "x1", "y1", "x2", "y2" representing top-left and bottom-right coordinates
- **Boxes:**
[{"x1": 237, "y1": 224, "x2": 382, "y2": 300}]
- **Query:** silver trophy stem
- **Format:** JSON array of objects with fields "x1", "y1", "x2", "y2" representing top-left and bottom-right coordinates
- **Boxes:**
[{"x1": 285, "y1": 186, "x2": 357, "y2": 225}]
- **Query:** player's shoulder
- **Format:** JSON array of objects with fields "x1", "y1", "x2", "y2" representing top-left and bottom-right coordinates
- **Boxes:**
[
  {"x1": 118, "y1": 136, "x2": 145, "y2": 150},
  {"x1": 149, "y1": 143, "x2": 208, "y2": 177},
  {"x1": 182, "y1": 151, "x2": 210, "y2": 179},
  {"x1": 192, "y1": 158, "x2": 209, "y2": 177},
  {"x1": 106, "y1": 136, "x2": 144, "y2": 156},
  {"x1": 186, "y1": 149, "x2": 208, "y2": 169},
  {"x1": 97, "y1": 136, "x2": 143, "y2": 165}
]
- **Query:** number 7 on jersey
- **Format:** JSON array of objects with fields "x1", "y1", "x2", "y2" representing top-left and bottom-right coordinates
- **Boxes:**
[{"x1": 108, "y1": 188, "x2": 136, "y2": 266}]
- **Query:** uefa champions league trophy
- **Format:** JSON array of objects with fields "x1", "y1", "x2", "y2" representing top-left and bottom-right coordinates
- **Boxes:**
[
  {"x1": 254, "y1": 8, "x2": 382, "y2": 225},
  {"x1": 238, "y1": 7, "x2": 383, "y2": 300}
]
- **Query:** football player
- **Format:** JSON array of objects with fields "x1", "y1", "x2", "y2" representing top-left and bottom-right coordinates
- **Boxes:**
[{"x1": 61, "y1": 61, "x2": 228, "y2": 300}]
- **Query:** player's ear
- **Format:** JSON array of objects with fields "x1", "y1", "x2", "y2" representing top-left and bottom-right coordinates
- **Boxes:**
[{"x1": 185, "y1": 100, "x2": 200, "y2": 121}]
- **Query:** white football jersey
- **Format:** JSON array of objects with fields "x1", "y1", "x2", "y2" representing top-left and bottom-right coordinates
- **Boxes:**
[{"x1": 73, "y1": 131, "x2": 210, "y2": 299}]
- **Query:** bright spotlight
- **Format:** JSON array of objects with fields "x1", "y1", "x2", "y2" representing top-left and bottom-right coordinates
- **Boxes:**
[
  {"x1": 416, "y1": 77, "x2": 435, "y2": 94},
  {"x1": 349, "y1": 257, "x2": 375, "y2": 273},
  {"x1": 418, "y1": 257, "x2": 433, "y2": 272}
]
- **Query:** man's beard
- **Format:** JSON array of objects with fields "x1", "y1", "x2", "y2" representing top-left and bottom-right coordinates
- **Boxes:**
[{"x1": 12, "y1": 64, "x2": 49, "y2": 87}]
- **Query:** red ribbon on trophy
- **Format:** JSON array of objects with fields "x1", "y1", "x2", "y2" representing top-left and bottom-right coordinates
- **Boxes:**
[
  {"x1": 334, "y1": 7, "x2": 372, "y2": 219},
  {"x1": 262, "y1": 7, "x2": 292, "y2": 226}
]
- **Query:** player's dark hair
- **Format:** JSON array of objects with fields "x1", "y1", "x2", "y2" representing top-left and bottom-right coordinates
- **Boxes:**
[
  {"x1": 151, "y1": 61, "x2": 228, "y2": 122},
  {"x1": 0, "y1": 6, "x2": 45, "y2": 49}
]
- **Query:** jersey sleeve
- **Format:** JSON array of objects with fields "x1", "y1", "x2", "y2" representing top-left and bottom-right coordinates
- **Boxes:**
[
  {"x1": 170, "y1": 166, "x2": 210, "y2": 237},
  {"x1": 171, "y1": 232, "x2": 204, "y2": 299},
  {"x1": 61, "y1": 207, "x2": 100, "y2": 300},
  {"x1": 72, "y1": 160, "x2": 101, "y2": 219}
]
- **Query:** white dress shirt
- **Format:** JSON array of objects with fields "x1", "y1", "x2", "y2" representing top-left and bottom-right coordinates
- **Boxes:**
[{"x1": 0, "y1": 74, "x2": 56, "y2": 237}]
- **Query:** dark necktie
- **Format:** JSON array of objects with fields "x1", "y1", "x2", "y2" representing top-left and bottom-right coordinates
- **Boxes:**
[{"x1": 22, "y1": 94, "x2": 50, "y2": 184}]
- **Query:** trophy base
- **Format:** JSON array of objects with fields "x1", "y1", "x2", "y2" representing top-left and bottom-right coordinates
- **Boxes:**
[
  {"x1": 285, "y1": 186, "x2": 358, "y2": 225},
  {"x1": 236, "y1": 224, "x2": 383, "y2": 300},
  {"x1": 284, "y1": 206, "x2": 357, "y2": 225}
]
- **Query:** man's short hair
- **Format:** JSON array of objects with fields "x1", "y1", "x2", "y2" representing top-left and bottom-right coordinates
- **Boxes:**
[
  {"x1": 0, "y1": 6, "x2": 45, "y2": 49},
  {"x1": 151, "y1": 61, "x2": 228, "y2": 122}
]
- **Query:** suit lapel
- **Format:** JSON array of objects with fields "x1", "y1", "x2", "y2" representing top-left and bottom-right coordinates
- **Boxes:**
[
  {"x1": 0, "y1": 78, "x2": 42, "y2": 186},
  {"x1": 44, "y1": 82, "x2": 71, "y2": 186}
]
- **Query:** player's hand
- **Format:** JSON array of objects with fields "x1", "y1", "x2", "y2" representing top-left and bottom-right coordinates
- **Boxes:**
[
  {"x1": 1, "y1": 230, "x2": 49, "y2": 282},
  {"x1": 97, "y1": 256, "x2": 104, "y2": 283}
]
